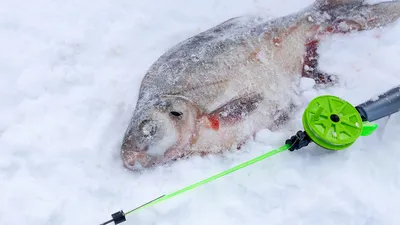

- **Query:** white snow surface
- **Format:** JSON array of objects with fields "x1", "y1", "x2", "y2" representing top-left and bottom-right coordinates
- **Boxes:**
[{"x1": 1, "y1": 0, "x2": 400, "y2": 224}]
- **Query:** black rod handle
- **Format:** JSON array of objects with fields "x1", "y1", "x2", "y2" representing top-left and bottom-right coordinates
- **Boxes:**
[{"x1": 355, "y1": 85, "x2": 400, "y2": 122}]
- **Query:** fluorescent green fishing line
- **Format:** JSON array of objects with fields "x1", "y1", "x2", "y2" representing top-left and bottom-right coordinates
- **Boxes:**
[{"x1": 126, "y1": 143, "x2": 290, "y2": 215}]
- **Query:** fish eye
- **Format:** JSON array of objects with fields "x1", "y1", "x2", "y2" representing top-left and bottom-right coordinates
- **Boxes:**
[{"x1": 170, "y1": 111, "x2": 183, "y2": 118}]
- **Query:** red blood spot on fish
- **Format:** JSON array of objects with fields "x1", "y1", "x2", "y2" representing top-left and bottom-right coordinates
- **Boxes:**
[
  {"x1": 305, "y1": 39, "x2": 319, "y2": 47},
  {"x1": 302, "y1": 39, "x2": 321, "y2": 80},
  {"x1": 326, "y1": 26, "x2": 334, "y2": 33},
  {"x1": 303, "y1": 39, "x2": 319, "y2": 72},
  {"x1": 207, "y1": 115, "x2": 220, "y2": 131},
  {"x1": 273, "y1": 36, "x2": 282, "y2": 45},
  {"x1": 302, "y1": 38, "x2": 336, "y2": 84}
]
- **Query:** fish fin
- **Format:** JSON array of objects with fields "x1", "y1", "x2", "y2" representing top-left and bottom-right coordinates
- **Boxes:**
[
  {"x1": 303, "y1": 0, "x2": 400, "y2": 85},
  {"x1": 315, "y1": 0, "x2": 364, "y2": 8},
  {"x1": 204, "y1": 93, "x2": 264, "y2": 130},
  {"x1": 315, "y1": 0, "x2": 400, "y2": 32}
]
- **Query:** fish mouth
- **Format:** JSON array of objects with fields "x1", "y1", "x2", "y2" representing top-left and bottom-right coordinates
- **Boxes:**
[
  {"x1": 120, "y1": 133, "x2": 180, "y2": 171},
  {"x1": 122, "y1": 150, "x2": 187, "y2": 171},
  {"x1": 121, "y1": 149, "x2": 156, "y2": 171},
  {"x1": 121, "y1": 141, "x2": 182, "y2": 171},
  {"x1": 122, "y1": 146, "x2": 190, "y2": 171}
]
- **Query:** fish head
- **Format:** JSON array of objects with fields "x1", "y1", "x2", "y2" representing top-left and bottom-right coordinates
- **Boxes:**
[{"x1": 121, "y1": 95, "x2": 200, "y2": 170}]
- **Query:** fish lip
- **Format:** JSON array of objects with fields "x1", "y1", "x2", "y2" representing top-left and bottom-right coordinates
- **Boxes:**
[
  {"x1": 121, "y1": 149, "x2": 155, "y2": 171},
  {"x1": 121, "y1": 144, "x2": 189, "y2": 171},
  {"x1": 121, "y1": 136, "x2": 152, "y2": 171}
]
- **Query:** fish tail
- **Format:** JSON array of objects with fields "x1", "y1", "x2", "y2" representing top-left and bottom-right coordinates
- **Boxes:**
[
  {"x1": 312, "y1": 0, "x2": 400, "y2": 31},
  {"x1": 355, "y1": 1, "x2": 400, "y2": 30}
]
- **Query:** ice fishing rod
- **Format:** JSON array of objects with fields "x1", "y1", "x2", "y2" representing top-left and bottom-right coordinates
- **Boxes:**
[{"x1": 100, "y1": 85, "x2": 400, "y2": 225}]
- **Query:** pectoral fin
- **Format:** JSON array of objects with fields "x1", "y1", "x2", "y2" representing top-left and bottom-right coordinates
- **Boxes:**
[{"x1": 202, "y1": 93, "x2": 264, "y2": 131}]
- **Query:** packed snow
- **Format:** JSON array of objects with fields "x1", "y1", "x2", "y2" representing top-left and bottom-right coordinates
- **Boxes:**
[{"x1": 1, "y1": 0, "x2": 400, "y2": 225}]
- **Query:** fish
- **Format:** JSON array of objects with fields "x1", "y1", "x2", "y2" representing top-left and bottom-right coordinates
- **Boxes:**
[{"x1": 121, "y1": 0, "x2": 400, "y2": 171}]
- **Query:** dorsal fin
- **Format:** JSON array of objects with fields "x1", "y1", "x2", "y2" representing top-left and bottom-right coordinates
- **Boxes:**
[{"x1": 315, "y1": 0, "x2": 364, "y2": 8}]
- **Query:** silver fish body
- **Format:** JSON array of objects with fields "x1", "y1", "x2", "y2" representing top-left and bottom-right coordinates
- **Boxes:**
[{"x1": 121, "y1": 0, "x2": 400, "y2": 170}]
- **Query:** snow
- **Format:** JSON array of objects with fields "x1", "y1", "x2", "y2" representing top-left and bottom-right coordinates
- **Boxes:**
[
  {"x1": 1, "y1": 0, "x2": 400, "y2": 225},
  {"x1": 299, "y1": 77, "x2": 316, "y2": 91}
]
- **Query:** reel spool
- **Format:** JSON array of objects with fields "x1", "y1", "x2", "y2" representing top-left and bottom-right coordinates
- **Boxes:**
[{"x1": 302, "y1": 95, "x2": 364, "y2": 150}]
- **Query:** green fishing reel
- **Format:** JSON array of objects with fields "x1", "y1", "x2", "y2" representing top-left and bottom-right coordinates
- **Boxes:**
[{"x1": 302, "y1": 95, "x2": 378, "y2": 150}]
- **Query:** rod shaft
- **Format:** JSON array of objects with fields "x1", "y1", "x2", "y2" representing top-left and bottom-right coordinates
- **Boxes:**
[{"x1": 356, "y1": 85, "x2": 400, "y2": 122}]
